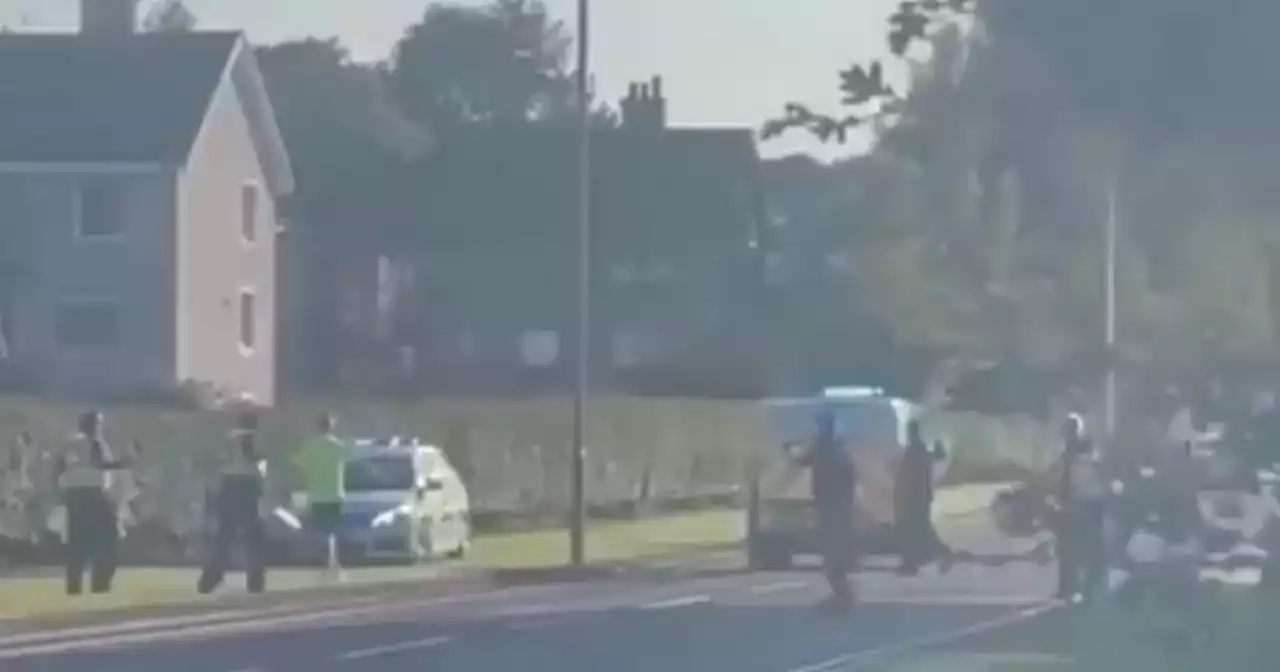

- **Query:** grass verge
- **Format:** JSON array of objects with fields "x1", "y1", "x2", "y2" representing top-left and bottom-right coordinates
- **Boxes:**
[{"x1": 0, "y1": 483, "x2": 1007, "y2": 623}]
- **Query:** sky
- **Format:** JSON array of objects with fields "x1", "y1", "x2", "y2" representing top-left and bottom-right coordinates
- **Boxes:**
[{"x1": 0, "y1": 0, "x2": 901, "y2": 160}]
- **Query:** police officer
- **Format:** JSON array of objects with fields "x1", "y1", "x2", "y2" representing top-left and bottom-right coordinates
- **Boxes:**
[
  {"x1": 56, "y1": 410, "x2": 129, "y2": 595},
  {"x1": 794, "y1": 409, "x2": 857, "y2": 612},
  {"x1": 896, "y1": 419, "x2": 952, "y2": 575},
  {"x1": 198, "y1": 409, "x2": 268, "y2": 594},
  {"x1": 1053, "y1": 413, "x2": 1108, "y2": 602}
]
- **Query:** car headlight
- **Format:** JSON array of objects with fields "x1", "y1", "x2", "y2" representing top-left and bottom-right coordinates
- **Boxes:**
[{"x1": 372, "y1": 504, "x2": 412, "y2": 528}]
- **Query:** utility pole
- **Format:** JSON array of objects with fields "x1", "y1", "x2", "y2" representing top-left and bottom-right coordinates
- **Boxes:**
[
  {"x1": 1103, "y1": 175, "x2": 1117, "y2": 443},
  {"x1": 569, "y1": 0, "x2": 590, "y2": 568}
]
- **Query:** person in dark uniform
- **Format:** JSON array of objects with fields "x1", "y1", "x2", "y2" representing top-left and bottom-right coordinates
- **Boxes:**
[
  {"x1": 55, "y1": 410, "x2": 130, "y2": 596},
  {"x1": 794, "y1": 408, "x2": 857, "y2": 612},
  {"x1": 198, "y1": 409, "x2": 268, "y2": 594},
  {"x1": 1053, "y1": 413, "x2": 1108, "y2": 602},
  {"x1": 896, "y1": 419, "x2": 953, "y2": 575}
]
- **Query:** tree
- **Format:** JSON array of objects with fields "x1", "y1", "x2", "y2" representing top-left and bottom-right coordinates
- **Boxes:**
[
  {"x1": 388, "y1": 0, "x2": 575, "y2": 130},
  {"x1": 142, "y1": 0, "x2": 197, "y2": 33},
  {"x1": 763, "y1": 0, "x2": 1280, "y2": 414},
  {"x1": 256, "y1": 38, "x2": 430, "y2": 202}
]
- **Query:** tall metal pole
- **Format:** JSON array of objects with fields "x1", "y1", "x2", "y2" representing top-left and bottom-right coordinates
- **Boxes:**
[
  {"x1": 1103, "y1": 175, "x2": 1117, "y2": 443},
  {"x1": 569, "y1": 0, "x2": 590, "y2": 568}
]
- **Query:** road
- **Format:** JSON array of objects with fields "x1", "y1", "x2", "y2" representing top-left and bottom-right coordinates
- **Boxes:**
[{"x1": 6, "y1": 527, "x2": 1071, "y2": 672}]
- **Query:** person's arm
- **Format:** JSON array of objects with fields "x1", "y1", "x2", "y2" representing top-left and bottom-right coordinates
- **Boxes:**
[{"x1": 90, "y1": 440, "x2": 130, "y2": 470}]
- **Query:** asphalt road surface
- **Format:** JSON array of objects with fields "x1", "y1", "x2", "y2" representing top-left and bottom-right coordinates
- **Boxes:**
[{"x1": 6, "y1": 526, "x2": 1074, "y2": 672}]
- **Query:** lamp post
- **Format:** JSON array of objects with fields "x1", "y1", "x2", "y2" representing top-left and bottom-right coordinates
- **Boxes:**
[
  {"x1": 1104, "y1": 175, "x2": 1117, "y2": 443},
  {"x1": 569, "y1": 0, "x2": 590, "y2": 568}
]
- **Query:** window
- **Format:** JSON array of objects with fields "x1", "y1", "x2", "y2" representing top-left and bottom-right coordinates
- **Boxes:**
[
  {"x1": 343, "y1": 455, "x2": 415, "y2": 492},
  {"x1": 74, "y1": 177, "x2": 128, "y2": 238},
  {"x1": 55, "y1": 299, "x2": 120, "y2": 348},
  {"x1": 240, "y1": 182, "x2": 258, "y2": 243},
  {"x1": 238, "y1": 290, "x2": 256, "y2": 351}
]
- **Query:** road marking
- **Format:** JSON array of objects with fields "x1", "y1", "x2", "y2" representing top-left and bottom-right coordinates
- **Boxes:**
[
  {"x1": 640, "y1": 595, "x2": 711, "y2": 610},
  {"x1": 783, "y1": 601, "x2": 1059, "y2": 672},
  {"x1": 750, "y1": 580, "x2": 807, "y2": 595},
  {"x1": 855, "y1": 594, "x2": 1047, "y2": 606},
  {"x1": 0, "y1": 584, "x2": 562, "y2": 660},
  {"x1": 0, "y1": 582, "x2": 566, "y2": 652},
  {"x1": 336, "y1": 635, "x2": 452, "y2": 661}
]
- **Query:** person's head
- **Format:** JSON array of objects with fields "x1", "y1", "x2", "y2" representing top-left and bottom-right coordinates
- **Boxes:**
[
  {"x1": 317, "y1": 412, "x2": 336, "y2": 435},
  {"x1": 236, "y1": 409, "x2": 259, "y2": 433},
  {"x1": 815, "y1": 409, "x2": 836, "y2": 440},
  {"x1": 907, "y1": 418, "x2": 923, "y2": 444},
  {"x1": 78, "y1": 409, "x2": 103, "y2": 438},
  {"x1": 1062, "y1": 413, "x2": 1084, "y2": 442}
]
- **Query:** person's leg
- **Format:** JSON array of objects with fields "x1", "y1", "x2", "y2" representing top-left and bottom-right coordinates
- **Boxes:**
[
  {"x1": 198, "y1": 490, "x2": 235, "y2": 594},
  {"x1": 818, "y1": 509, "x2": 854, "y2": 610},
  {"x1": 91, "y1": 492, "x2": 119, "y2": 594},
  {"x1": 897, "y1": 516, "x2": 922, "y2": 575},
  {"x1": 243, "y1": 494, "x2": 267, "y2": 594},
  {"x1": 1080, "y1": 505, "x2": 1108, "y2": 601},
  {"x1": 1055, "y1": 517, "x2": 1079, "y2": 599},
  {"x1": 63, "y1": 490, "x2": 89, "y2": 596},
  {"x1": 312, "y1": 503, "x2": 342, "y2": 579}
]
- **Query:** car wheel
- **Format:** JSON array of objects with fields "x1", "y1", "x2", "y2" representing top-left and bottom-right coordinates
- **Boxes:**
[
  {"x1": 447, "y1": 521, "x2": 470, "y2": 560},
  {"x1": 748, "y1": 535, "x2": 792, "y2": 571}
]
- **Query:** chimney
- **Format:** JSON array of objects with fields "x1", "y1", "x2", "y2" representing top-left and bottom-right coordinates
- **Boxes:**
[
  {"x1": 650, "y1": 76, "x2": 667, "y2": 128},
  {"x1": 619, "y1": 76, "x2": 668, "y2": 130},
  {"x1": 81, "y1": 0, "x2": 137, "y2": 37}
]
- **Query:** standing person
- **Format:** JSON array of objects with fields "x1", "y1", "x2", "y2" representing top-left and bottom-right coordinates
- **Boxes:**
[
  {"x1": 55, "y1": 410, "x2": 130, "y2": 595},
  {"x1": 895, "y1": 420, "x2": 953, "y2": 575},
  {"x1": 198, "y1": 409, "x2": 268, "y2": 594},
  {"x1": 1052, "y1": 414, "x2": 1109, "y2": 603},
  {"x1": 296, "y1": 412, "x2": 346, "y2": 581},
  {"x1": 793, "y1": 408, "x2": 857, "y2": 612},
  {"x1": 5, "y1": 432, "x2": 34, "y2": 541}
]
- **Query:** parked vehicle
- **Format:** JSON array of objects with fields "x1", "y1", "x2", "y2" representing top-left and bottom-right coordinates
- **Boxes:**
[
  {"x1": 273, "y1": 437, "x2": 471, "y2": 565},
  {"x1": 745, "y1": 387, "x2": 950, "y2": 570}
]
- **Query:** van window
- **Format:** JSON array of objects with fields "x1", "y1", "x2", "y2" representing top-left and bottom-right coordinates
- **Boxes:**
[
  {"x1": 838, "y1": 402, "x2": 900, "y2": 446},
  {"x1": 344, "y1": 454, "x2": 415, "y2": 492}
]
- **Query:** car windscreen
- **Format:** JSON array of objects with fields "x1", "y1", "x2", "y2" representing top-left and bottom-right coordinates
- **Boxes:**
[{"x1": 343, "y1": 454, "x2": 415, "y2": 492}]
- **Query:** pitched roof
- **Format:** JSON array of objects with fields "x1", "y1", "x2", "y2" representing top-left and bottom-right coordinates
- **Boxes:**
[{"x1": 0, "y1": 31, "x2": 240, "y2": 163}]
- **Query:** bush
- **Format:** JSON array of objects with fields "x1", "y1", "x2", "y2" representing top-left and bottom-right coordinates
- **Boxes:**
[{"x1": 0, "y1": 395, "x2": 1053, "y2": 549}]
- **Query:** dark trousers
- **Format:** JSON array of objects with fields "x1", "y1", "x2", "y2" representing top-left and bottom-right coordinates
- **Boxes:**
[
  {"x1": 198, "y1": 476, "x2": 266, "y2": 594},
  {"x1": 897, "y1": 505, "x2": 947, "y2": 572},
  {"x1": 63, "y1": 486, "x2": 118, "y2": 595},
  {"x1": 1056, "y1": 500, "x2": 1106, "y2": 599},
  {"x1": 817, "y1": 505, "x2": 855, "y2": 604}
]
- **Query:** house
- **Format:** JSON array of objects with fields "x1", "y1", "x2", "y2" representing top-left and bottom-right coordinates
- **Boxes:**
[
  {"x1": 410, "y1": 76, "x2": 771, "y2": 394},
  {"x1": 0, "y1": 0, "x2": 292, "y2": 405}
]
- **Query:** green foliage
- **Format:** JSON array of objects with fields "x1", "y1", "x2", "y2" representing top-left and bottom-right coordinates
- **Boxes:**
[
  {"x1": 764, "y1": 0, "x2": 1280, "y2": 413},
  {"x1": 388, "y1": 0, "x2": 577, "y2": 130}
]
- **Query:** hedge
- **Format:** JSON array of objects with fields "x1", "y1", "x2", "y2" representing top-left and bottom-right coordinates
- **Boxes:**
[{"x1": 0, "y1": 395, "x2": 1054, "y2": 544}]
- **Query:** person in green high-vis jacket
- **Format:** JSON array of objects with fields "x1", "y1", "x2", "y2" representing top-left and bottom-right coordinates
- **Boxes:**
[{"x1": 296, "y1": 412, "x2": 346, "y2": 580}]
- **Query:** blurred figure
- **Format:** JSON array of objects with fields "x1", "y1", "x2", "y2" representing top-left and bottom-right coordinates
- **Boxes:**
[
  {"x1": 198, "y1": 409, "x2": 268, "y2": 594},
  {"x1": 5, "y1": 432, "x2": 40, "y2": 544},
  {"x1": 1052, "y1": 413, "x2": 1108, "y2": 602},
  {"x1": 296, "y1": 412, "x2": 346, "y2": 580},
  {"x1": 56, "y1": 410, "x2": 130, "y2": 595},
  {"x1": 895, "y1": 420, "x2": 953, "y2": 575},
  {"x1": 793, "y1": 408, "x2": 857, "y2": 612}
]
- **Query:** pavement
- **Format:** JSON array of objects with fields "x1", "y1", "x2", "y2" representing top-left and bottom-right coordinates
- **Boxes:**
[{"x1": 0, "y1": 520, "x2": 1094, "y2": 672}]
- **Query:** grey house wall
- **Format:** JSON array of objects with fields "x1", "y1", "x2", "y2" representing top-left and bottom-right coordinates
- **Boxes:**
[
  {"x1": 3, "y1": 168, "x2": 177, "y2": 393},
  {"x1": 177, "y1": 62, "x2": 278, "y2": 406}
]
